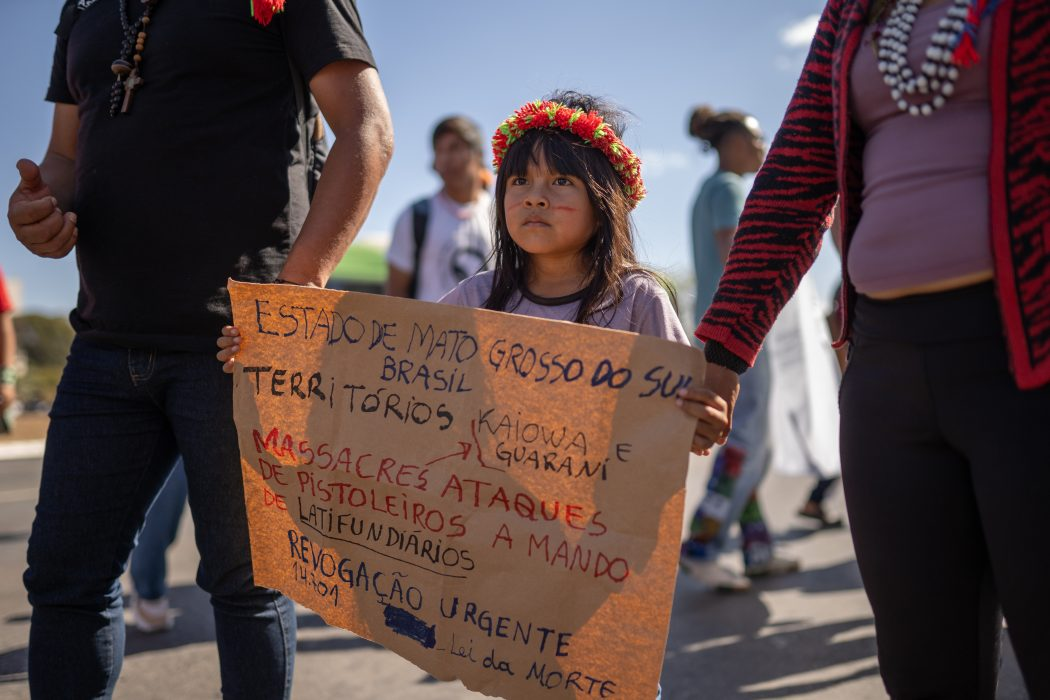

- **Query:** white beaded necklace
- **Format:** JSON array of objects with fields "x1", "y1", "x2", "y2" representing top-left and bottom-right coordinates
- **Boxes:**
[{"x1": 876, "y1": 0, "x2": 972, "y2": 117}]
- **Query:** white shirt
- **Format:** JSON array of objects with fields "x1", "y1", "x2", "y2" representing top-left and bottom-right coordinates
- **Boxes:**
[{"x1": 387, "y1": 190, "x2": 493, "y2": 302}]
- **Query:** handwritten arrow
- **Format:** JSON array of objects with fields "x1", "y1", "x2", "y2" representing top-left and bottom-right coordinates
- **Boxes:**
[
  {"x1": 425, "y1": 441, "x2": 473, "y2": 466},
  {"x1": 469, "y1": 419, "x2": 505, "y2": 472}
]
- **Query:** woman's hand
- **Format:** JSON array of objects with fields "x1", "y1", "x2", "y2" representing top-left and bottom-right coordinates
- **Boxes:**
[
  {"x1": 216, "y1": 326, "x2": 241, "y2": 374},
  {"x1": 677, "y1": 387, "x2": 730, "y2": 456},
  {"x1": 702, "y1": 362, "x2": 740, "y2": 438}
]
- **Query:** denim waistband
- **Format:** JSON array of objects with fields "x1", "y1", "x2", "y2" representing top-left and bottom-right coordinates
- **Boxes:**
[{"x1": 852, "y1": 281, "x2": 1002, "y2": 345}]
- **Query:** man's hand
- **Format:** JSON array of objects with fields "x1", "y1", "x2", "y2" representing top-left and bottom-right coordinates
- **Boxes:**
[{"x1": 8, "y1": 159, "x2": 78, "y2": 258}]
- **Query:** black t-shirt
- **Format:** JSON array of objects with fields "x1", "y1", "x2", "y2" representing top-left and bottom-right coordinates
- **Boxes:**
[{"x1": 47, "y1": 0, "x2": 375, "y2": 351}]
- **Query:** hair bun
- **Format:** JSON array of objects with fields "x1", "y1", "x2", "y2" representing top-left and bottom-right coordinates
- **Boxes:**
[{"x1": 688, "y1": 105, "x2": 717, "y2": 139}]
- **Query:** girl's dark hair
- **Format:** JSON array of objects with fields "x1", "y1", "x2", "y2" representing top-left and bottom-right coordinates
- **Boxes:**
[
  {"x1": 485, "y1": 90, "x2": 669, "y2": 324},
  {"x1": 687, "y1": 105, "x2": 754, "y2": 152}
]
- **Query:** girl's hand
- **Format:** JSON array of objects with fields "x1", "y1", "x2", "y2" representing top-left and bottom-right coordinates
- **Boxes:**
[
  {"x1": 676, "y1": 387, "x2": 729, "y2": 456},
  {"x1": 216, "y1": 326, "x2": 241, "y2": 374}
]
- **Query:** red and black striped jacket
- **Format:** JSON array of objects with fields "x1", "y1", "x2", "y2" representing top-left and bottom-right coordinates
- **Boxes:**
[{"x1": 696, "y1": 0, "x2": 1050, "y2": 389}]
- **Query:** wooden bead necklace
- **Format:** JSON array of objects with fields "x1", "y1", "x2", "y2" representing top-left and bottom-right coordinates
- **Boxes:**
[{"x1": 109, "y1": 0, "x2": 160, "y2": 117}]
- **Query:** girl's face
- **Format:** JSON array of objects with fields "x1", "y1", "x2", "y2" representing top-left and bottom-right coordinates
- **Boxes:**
[{"x1": 503, "y1": 152, "x2": 598, "y2": 262}]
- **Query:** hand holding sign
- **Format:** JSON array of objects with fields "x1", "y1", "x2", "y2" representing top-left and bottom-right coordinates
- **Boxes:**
[{"x1": 216, "y1": 325, "x2": 242, "y2": 373}]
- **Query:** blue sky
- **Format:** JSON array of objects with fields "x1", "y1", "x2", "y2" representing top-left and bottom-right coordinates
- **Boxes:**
[{"x1": 0, "y1": 1, "x2": 839, "y2": 316}]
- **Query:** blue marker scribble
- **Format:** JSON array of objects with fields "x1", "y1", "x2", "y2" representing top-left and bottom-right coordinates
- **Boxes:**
[{"x1": 384, "y1": 605, "x2": 436, "y2": 649}]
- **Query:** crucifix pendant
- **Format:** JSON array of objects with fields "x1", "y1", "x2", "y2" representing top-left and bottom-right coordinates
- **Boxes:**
[{"x1": 121, "y1": 68, "x2": 144, "y2": 114}]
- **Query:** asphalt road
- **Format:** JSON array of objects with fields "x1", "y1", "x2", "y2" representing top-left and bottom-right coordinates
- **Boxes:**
[{"x1": 0, "y1": 446, "x2": 1027, "y2": 699}]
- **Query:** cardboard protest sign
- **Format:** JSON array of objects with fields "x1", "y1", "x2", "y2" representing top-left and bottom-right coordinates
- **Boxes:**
[{"x1": 228, "y1": 280, "x2": 704, "y2": 699}]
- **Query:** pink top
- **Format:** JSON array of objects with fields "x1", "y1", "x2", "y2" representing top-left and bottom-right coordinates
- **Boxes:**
[{"x1": 848, "y1": 3, "x2": 993, "y2": 294}]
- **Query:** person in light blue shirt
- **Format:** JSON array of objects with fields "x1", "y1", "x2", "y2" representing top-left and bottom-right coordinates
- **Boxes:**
[
  {"x1": 681, "y1": 105, "x2": 800, "y2": 591},
  {"x1": 692, "y1": 169, "x2": 748, "y2": 327}
]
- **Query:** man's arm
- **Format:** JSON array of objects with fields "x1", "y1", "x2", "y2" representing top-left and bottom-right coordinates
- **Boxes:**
[
  {"x1": 7, "y1": 103, "x2": 79, "y2": 258},
  {"x1": 278, "y1": 61, "x2": 394, "y2": 286},
  {"x1": 714, "y1": 226, "x2": 735, "y2": 266},
  {"x1": 385, "y1": 265, "x2": 413, "y2": 297},
  {"x1": 711, "y1": 178, "x2": 746, "y2": 267}
]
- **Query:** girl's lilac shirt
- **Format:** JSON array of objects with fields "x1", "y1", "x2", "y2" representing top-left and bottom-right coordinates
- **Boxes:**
[{"x1": 440, "y1": 271, "x2": 691, "y2": 345}]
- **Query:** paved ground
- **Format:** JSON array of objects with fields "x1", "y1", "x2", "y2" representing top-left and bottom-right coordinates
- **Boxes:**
[{"x1": 0, "y1": 416, "x2": 1028, "y2": 699}]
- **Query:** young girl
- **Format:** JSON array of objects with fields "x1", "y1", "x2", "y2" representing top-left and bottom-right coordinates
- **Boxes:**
[
  {"x1": 451, "y1": 92, "x2": 730, "y2": 458},
  {"x1": 217, "y1": 91, "x2": 728, "y2": 451}
]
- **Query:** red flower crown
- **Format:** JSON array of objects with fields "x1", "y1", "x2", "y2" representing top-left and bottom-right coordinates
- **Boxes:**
[{"x1": 492, "y1": 100, "x2": 647, "y2": 208}]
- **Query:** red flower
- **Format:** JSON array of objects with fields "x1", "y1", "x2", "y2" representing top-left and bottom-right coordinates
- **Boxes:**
[
  {"x1": 524, "y1": 102, "x2": 553, "y2": 128},
  {"x1": 252, "y1": 0, "x2": 286, "y2": 27},
  {"x1": 573, "y1": 112, "x2": 602, "y2": 139},
  {"x1": 517, "y1": 102, "x2": 542, "y2": 121},
  {"x1": 591, "y1": 129, "x2": 616, "y2": 150}
]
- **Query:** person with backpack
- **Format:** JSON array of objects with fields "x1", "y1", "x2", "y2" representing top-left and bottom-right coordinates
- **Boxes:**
[
  {"x1": 6, "y1": 1, "x2": 393, "y2": 697},
  {"x1": 385, "y1": 116, "x2": 493, "y2": 301}
]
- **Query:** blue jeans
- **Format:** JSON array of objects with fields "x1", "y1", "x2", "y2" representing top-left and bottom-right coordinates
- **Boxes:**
[
  {"x1": 130, "y1": 457, "x2": 188, "y2": 601},
  {"x1": 683, "y1": 349, "x2": 773, "y2": 564},
  {"x1": 24, "y1": 338, "x2": 296, "y2": 699}
]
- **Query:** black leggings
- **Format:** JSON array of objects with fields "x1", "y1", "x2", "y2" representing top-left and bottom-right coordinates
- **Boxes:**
[
  {"x1": 840, "y1": 282, "x2": 1050, "y2": 699},
  {"x1": 807, "y1": 477, "x2": 838, "y2": 505}
]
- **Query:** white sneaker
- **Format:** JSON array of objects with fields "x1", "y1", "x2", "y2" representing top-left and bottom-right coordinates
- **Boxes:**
[
  {"x1": 131, "y1": 596, "x2": 174, "y2": 633},
  {"x1": 745, "y1": 554, "x2": 801, "y2": 578},
  {"x1": 680, "y1": 557, "x2": 752, "y2": 592}
]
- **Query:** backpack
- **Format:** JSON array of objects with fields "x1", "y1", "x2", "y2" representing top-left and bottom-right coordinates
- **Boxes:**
[{"x1": 408, "y1": 198, "x2": 431, "y2": 300}]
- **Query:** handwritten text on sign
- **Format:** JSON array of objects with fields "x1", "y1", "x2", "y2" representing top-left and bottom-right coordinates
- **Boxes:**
[{"x1": 229, "y1": 281, "x2": 703, "y2": 699}]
